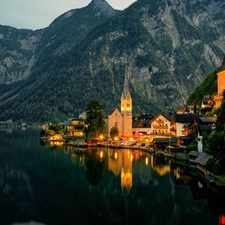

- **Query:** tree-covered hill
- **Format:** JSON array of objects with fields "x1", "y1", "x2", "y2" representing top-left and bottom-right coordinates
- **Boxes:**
[{"x1": 186, "y1": 68, "x2": 219, "y2": 106}]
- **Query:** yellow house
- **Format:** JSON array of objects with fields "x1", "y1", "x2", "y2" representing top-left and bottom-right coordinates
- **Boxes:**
[{"x1": 63, "y1": 119, "x2": 84, "y2": 137}]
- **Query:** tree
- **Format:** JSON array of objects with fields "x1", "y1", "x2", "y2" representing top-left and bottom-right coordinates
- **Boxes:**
[
  {"x1": 84, "y1": 99, "x2": 106, "y2": 138},
  {"x1": 110, "y1": 126, "x2": 119, "y2": 139}
]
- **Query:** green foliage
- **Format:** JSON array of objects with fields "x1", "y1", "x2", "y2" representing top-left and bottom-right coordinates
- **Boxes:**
[
  {"x1": 204, "y1": 131, "x2": 224, "y2": 158},
  {"x1": 205, "y1": 157, "x2": 216, "y2": 172},
  {"x1": 184, "y1": 142, "x2": 197, "y2": 154},
  {"x1": 218, "y1": 175, "x2": 225, "y2": 184},
  {"x1": 110, "y1": 126, "x2": 119, "y2": 139},
  {"x1": 84, "y1": 99, "x2": 106, "y2": 139},
  {"x1": 211, "y1": 155, "x2": 225, "y2": 175},
  {"x1": 45, "y1": 130, "x2": 55, "y2": 135},
  {"x1": 48, "y1": 124, "x2": 62, "y2": 134},
  {"x1": 186, "y1": 68, "x2": 219, "y2": 105}
]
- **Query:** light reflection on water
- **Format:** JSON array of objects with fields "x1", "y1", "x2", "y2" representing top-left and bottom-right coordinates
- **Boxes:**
[{"x1": 0, "y1": 129, "x2": 225, "y2": 225}]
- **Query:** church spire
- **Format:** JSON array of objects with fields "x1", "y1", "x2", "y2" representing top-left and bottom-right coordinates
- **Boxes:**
[{"x1": 122, "y1": 60, "x2": 130, "y2": 98}]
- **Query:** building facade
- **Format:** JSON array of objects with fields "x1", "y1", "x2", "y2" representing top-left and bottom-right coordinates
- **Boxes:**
[
  {"x1": 214, "y1": 56, "x2": 225, "y2": 108},
  {"x1": 104, "y1": 64, "x2": 133, "y2": 139}
]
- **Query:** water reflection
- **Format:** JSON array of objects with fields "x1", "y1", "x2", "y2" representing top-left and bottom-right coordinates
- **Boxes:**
[{"x1": 1, "y1": 129, "x2": 225, "y2": 225}]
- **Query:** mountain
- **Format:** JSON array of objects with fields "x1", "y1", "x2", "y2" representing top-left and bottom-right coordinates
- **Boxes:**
[{"x1": 0, "y1": 0, "x2": 225, "y2": 123}]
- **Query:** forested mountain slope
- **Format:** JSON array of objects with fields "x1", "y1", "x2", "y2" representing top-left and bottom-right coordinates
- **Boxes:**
[{"x1": 0, "y1": 0, "x2": 225, "y2": 123}]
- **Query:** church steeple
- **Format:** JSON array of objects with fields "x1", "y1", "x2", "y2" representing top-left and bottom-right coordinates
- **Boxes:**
[
  {"x1": 121, "y1": 61, "x2": 132, "y2": 138},
  {"x1": 122, "y1": 64, "x2": 130, "y2": 99}
]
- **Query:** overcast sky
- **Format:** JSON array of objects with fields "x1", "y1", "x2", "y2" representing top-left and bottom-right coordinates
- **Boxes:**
[{"x1": 0, "y1": 0, "x2": 136, "y2": 30}]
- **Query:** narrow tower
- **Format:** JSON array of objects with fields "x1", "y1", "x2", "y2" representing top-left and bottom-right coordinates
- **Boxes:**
[{"x1": 121, "y1": 63, "x2": 132, "y2": 138}]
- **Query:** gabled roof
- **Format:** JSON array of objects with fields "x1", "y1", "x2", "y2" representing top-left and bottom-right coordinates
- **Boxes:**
[
  {"x1": 151, "y1": 113, "x2": 174, "y2": 123},
  {"x1": 101, "y1": 108, "x2": 119, "y2": 117}
]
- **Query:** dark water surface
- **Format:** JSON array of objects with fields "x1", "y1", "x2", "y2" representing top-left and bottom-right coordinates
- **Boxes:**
[{"x1": 0, "y1": 128, "x2": 225, "y2": 225}]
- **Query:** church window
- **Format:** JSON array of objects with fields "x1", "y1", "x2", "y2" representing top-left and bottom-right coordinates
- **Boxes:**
[{"x1": 115, "y1": 122, "x2": 118, "y2": 127}]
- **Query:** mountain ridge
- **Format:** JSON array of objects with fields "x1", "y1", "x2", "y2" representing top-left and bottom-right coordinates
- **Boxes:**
[{"x1": 0, "y1": 0, "x2": 225, "y2": 123}]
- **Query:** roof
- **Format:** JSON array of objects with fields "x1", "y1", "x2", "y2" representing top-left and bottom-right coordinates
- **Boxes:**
[
  {"x1": 198, "y1": 125, "x2": 214, "y2": 134},
  {"x1": 152, "y1": 113, "x2": 174, "y2": 123},
  {"x1": 132, "y1": 119, "x2": 151, "y2": 128},
  {"x1": 219, "y1": 55, "x2": 225, "y2": 72},
  {"x1": 179, "y1": 136, "x2": 193, "y2": 140},
  {"x1": 138, "y1": 114, "x2": 154, "y2": 120},
  {"x1": 101, "y1": 108, "x2": 118, "y2": 117},
  {"x1": 174, "y1": 114, "x2": 197, "y2": 124},
  {"x1": 202, "y1": 96, "x2": 211, "y2": 103},
  {"x1": 188, "y1": 151, "x2": 213, "y2": 166},
  {"x1": 199, "y1": 116, "x2": 217, "y2": 124},
  {"x1": 162, "y1": 112, "x2": 174, "y2": 121},
  {"x1": 153, "y1": 138, "x2": 177, "y2": 143},
  {"x1": 122, "y1": 63, "x2": 130, "y2": 98},
  {"x1": 63, "y1": 120, "x2": 72, "y2": 126}
]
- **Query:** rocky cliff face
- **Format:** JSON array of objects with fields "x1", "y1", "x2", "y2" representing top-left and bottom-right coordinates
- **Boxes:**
[
  {"x1": 0, "y1": 0, "x2": 224, "y2": 122},
  {"x1": 0, "y1": 26, "x2": 42, "y2": 83},
  {"x1": 0, "y1": 0, "x2": 117, "y2": 84}
]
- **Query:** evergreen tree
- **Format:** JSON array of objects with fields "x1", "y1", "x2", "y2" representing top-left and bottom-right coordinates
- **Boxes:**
[{"x1": 84, "y1": 99, "x2": 106, "y2": 138}]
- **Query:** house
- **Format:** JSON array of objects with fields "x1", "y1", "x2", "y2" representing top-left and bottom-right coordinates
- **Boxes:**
[
  {"x1": 200, "y1": 95, "x2": 215, "y2": 115},
  {"x1": 194, "y1": 116, "x2": 217, "y2": 152},
  {"x1": 63, "y1": 119, "x2": 84, "y2": 137},
  {"x1": 153, "y1": 137, "x2": 177, "y2": 150},
  {"x1": 174, "y1": 114, "x2": 196, "y2": 137},
  {"x1": 132, "y1": 114, "x2": 154, "y2": 137},
  {"x1": 177, "y1": 105, "x2": 195, "y2": 114},
  {"x1": 150, "y1": 113, "x2": 174, "y2": 136}
]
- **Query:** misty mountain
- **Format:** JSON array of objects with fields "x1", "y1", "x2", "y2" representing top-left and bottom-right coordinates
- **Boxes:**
[{"x1": 0, "y1": 0, "x2": 225, "y2": 123}]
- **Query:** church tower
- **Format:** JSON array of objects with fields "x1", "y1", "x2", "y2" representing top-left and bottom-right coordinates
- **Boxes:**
[
  {"x1": 121, "y1": 63, "x2": 132, "y2": 138},
  {"x1": 214, "y1": 56, "x2": 225, "y2": 108}
]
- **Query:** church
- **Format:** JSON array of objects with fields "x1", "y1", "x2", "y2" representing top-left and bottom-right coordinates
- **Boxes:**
[{"x1": 102, "y1": 64, "x2": 133, "y2": 139}]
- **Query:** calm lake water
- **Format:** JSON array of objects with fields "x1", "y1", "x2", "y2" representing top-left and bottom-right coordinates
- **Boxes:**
[{"x1": 0, "y1": 128, "x2": 225, "y2": 225}]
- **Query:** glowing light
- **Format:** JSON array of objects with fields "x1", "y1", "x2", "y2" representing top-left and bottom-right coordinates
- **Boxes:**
[
  {"x1": 130, "y1": 154, "x2": 133, "y2": 161},
  {"x1": 100, "y1": 151, "x2": 103, "y2": 158},
  {"x1": 145, "y1": 157, "x2": 149, "y2": 165},
  {"x1": 114, "y1": 152, "x2": 118, "y2": 159}
]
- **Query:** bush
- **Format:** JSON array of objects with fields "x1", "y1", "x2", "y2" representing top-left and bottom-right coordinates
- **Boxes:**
[{"x1": 184, "y1": 142, "x2": 197, "y2": 154}]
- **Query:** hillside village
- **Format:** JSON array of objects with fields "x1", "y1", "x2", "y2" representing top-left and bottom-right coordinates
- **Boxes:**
[{"x1": 48, "y1": 56, "x2": 225, "y2": 154}]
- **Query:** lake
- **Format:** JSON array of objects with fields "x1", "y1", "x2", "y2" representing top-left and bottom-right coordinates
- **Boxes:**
[{"x1": 0, "y1": 128, "x2": 225, "y2": 225}]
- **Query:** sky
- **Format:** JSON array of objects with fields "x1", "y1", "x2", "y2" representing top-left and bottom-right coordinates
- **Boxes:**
[{"x1": 0, "y1": 0, "x2": 136, "y2": 30}]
